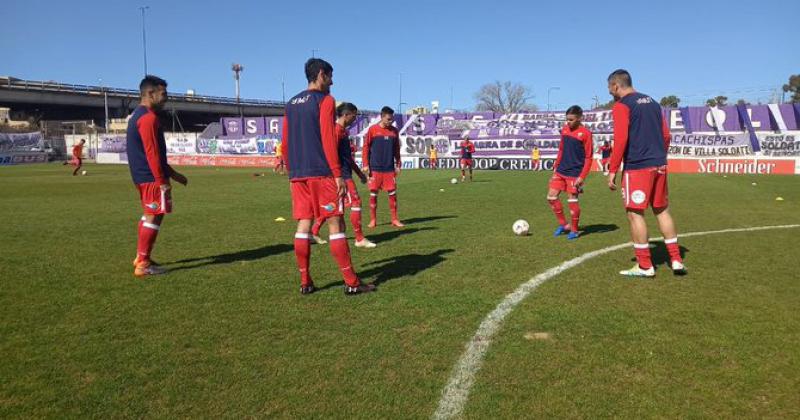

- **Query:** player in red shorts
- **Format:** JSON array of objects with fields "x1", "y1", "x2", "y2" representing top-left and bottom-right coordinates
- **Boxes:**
[
  {"x1": 64, "y1": 139, "x2": 85, "y2": 175},
  {"x1": 310, "y1": 102, "x2": 376, "y2": 248},
  {"x1": 459, "y1": 136, "x2": 475, "y2": 182},
  {"x1": 126, "y1": 75, "x2": 188, "y2": 277},
  {"x1": 597, "y1": 140, "x2": 612, "y2": 175},
  {"x1": 281, "y1": 58, "x2": 375, "y2": 295},
  {"x1": 606, "y1": 69, "x2": 686, "y2": 277},
  {"x1": 363, "y1": 106, "x2": 403, "y2": 228},
  {"x1": 547, "y1": 106, "x2": 593, "y2": 240}
]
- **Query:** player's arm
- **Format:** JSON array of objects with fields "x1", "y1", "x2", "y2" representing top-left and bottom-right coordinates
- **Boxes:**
[
  {"x1": 608, "y1": 102, "x2": 630, "y2": 190},
  {"x1": 553, "y1": 137, "x2": 564, "y2": 172},
  {"x1": 577, "y1": 130, "x2": 594, "y2": 182},
  {"x1": 137, "y1": 112, "x2": 169, "y2": 186},
  {"x1": 393, "y1": 130, "x2": 402, "y2": 174},
  {"x1": 362, "y1": 127, "x2": 372, "y2": 175},
  {"x1": 661, "y1": 115, "x2": 671, "y2": 151},
  {"x1": 319, "y1": 96, "x2": 341, "y2": 178},
  {"x1": 281, "y1": 116, "x2": 290, "y2": 172}
]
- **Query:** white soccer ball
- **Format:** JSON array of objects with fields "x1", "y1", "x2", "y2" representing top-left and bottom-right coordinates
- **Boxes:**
[
  {"x1": 450, "y1": 178, "x2": 458, "y2": 184},
  {"x1": 81, "y1": 170, "x2": 87, "y2": 175},
  {"x1": 513, "y1": 219, "x2": 530, "y2": 236}
]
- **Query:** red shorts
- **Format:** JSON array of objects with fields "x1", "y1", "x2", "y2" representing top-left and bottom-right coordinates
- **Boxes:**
[
  {"x1": 548, "y1": 172, "x2": 582, "y2": 195},
  {"x1": 621, "y1": 166, "x2": 669, "y2": 210},
  {"x1": 344, "y1": 178, "x2": 362, "y2": 208},
  {"x1": 430, "y1": 158, "x2": 438, "y2": 166},
  {"x1": 290, "y1": 177, "x2": 343, "y2": 220},
  {"x1": 368, "y1": 171, "x2": 397, "y2": 192},
  {"x1": 460, "y1": 159, "x2": 473, "y2": 168},
  {"x1": 601, "y1": 157, "x2": 610, "y2": 165},
  {"x1": 71, "y1": 157, "x2": 82, "y2": 166},
  {"x1": 137, "y1": 182, "x2": 172, "y2": 215}
]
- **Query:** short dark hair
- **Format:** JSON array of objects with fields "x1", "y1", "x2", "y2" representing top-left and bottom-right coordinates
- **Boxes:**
[
  {"x1": 304, "y1": 58, "x2": 333, "y2": 83},
  {"x1": 566, "y1": 105, "x2": 583, "y2": 116},
  {"x1": 607, "y1": 69, "x2": 632, "y2": 87},
  {"x1": 380, "y1": 106, "x2": 394, "y2": 116},
  {"x1": 139, "y1": 75, "x2": 168, "y2": 94},
  {"x1": 336, "y1": 102, "x2": 358, "y2": 117}
]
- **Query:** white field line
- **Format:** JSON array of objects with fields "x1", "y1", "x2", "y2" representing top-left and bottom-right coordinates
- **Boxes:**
[{"x1": 433, "y1": 224, "x2": 800, "y2": 420}]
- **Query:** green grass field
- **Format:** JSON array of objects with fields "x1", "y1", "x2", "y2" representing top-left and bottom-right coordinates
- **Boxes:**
[{"x1": 1, "y1": 163, "x2": 799, "y2": 419}]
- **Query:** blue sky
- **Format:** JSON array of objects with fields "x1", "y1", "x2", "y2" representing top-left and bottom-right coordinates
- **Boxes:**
[{"x1": 2, "y1": 0, "x2": 798, "y2": 111}]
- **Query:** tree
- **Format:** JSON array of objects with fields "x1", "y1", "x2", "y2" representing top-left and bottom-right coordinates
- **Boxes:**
[
  {"x1": 659, "y1": 95, "x2": 680, "y2": 107},
  {"x1": 594, "y1": 99, "x2": 616, "y2": 110},
  {"x1": 783, "y1": 74, "x2": 800, "y2": 103},
  {"x1": 474, "y1": 81, "x2": 536, "y2": 113},
  {"x1": 705, "y1": 95, "x2": 728, "y2": 107}
]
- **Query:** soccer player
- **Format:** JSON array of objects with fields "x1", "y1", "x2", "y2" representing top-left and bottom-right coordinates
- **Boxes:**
[
  {"x1": 310, "y1": 102, "x2": 376, "y2": 249},
  {"x1": 273, "y1": 140, "x2": 285, "y2": 175},
  {"x1": 363, "y1": 106, "x2": 403, "y2": 228},
  {"x1": 531, "y1": 146, "x2": 540, "y2": 171},
  {"x1": 429, "y1": 144, "x2": 438, "y2": 170},
  {"x1": 281, "y1": 58, "x2": 376, "y2": 295},
  {"x1": 64, "y1": 139, "x2": 85, "y2": 175},
  {"x1": 597, "y1": 140, "x2": 612, "y2": 175},
  {"x1": 459, "y1": 136, "x2": 475, "y2": 182},
  {"x1": 547, "y1": 106, "x2": 593, "y2": 240},
  {"x1": 126, "y1": 75, "x2": 189, "y2": 277},
  {"x1": 606, "y1": 69, "x2": 686, "y2": 277}
]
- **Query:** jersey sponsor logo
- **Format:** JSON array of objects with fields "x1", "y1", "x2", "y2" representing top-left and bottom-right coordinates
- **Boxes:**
[
  {"x1": 321, "y1": 203, "x2": 335, "y2": 212},
  {"x1": 291, "y1": 94, "x2": 311, "y2": 105},
  {"x1": 636, "y1": 96, "x2": 653, "y2": 105},
  {"x1": 631, "y1": 190, "x2": 646, "y2": 204}
]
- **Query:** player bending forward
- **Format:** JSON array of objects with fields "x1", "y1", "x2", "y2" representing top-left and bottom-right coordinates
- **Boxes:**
[
  {"x1": 310, "y1": 102, "x2": 376, "y2": 249},
  {"x1": 547, "y1": 106, "x2": 593, "y2": 241},
  {"x1": 606, "y1": 69, "x2": 686, "y2": 277}
]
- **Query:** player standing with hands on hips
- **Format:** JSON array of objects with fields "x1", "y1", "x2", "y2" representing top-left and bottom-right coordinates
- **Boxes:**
[{"x1": 606, "y1": 69, "x2": 686, "y2": 277}]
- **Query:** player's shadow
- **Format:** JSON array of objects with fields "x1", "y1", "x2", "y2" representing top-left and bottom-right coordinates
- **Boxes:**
[
  {"x1": 630, "y1": 243, "x2": 690, "y2": 268},
  {"x1": 580, "y1": 224, "x2": 619, "y2": 237},
  {"x1": 366, "y1": 226, "x2": 437, "y2": 244},
  {"x1": 318, "y1": 248, "x2": 454, "y2": 291},
  {"x1": 401, "y1": 215, "x2": 457, "y2": 225},
  {"x1": 166, "y1": 243, "x2": 294, "y2": 271}
]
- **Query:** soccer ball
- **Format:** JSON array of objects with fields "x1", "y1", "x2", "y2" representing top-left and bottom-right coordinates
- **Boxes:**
[
  {"x1": 450, "y1": 178, "x2": 458, "y2": 184},
  {"x1": 81, "y1": 170, "x2": 87, "y2": 175},
  {"x1": 512, "y1": 219, "x2": 530, "y2": 236}
]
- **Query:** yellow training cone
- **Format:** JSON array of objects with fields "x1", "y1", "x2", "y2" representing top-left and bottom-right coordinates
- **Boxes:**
[
  {"x1": 275, "y1": 217, "x2": 286, "y2": 222},
  {"x1": 776, "y1": 197, "x2": 784, "y2": 201}
]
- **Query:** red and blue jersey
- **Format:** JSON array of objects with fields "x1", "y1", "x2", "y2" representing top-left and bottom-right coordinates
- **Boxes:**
[
  {"x1": 599, "y1": 144, "x2": 612, "y2": 159},
  {"x1": 609, "y1": 92, "x2": 671, "y2": 173},
  {"x1": 126, "y1": 105, "x2": 171, "y2": 185},
  {"x1": 280, "y1": 89, "x2": 341, "y2": 180},
  {"x1": 460, "y1": 140, "x2": 475, "y2": 159},
  {"x1": 554, "y1": 125, "x2": 593, "y2": 179},
  {"x1": 363, "y1": 124, "x2": 400, "y2": 173},
  {"x1": 335, "y1": 123, "x2": 356, "y2": 180}
]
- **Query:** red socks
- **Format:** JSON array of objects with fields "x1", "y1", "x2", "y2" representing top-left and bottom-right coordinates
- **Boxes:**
[
  {"x1": 294, "y1": 233, "x2": 312, "y2": 287},
  {"x1": 137, "y1": 219, "x2": 160, "y2": 262},
  {"x1": 350, "y1": 207, "x2": 365, "y2": 241},
  {"x1": 329, "y1": 233, "x2": 360, "y2": 287},
  {"x1": 633, "y1": 243, "x2": 653, "y2": 269},
  {"x1": 567, "y1": 198, "x2": 581, "y2": 233},
  {"x1": 369, "y1": 192, "x2": 378, "y2": 224},
  {"x1": 388, "y1": 190, "x2": 399, "y2": 221},
  {"x1": 547, "y1": 197, "x2": 567, "y2": 227},
  {"x1": 665, "y1": 237, "x2": 682, "y2": 262}
]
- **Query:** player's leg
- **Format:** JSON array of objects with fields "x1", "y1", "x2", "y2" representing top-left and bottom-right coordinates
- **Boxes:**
[
  {"x1": 547, "y1": 175, "x2": 569, "y2": 236},
  {"x1": 347, "y1": 180, "x2": 374, "y2": 248},
  {"x1": 385, "y1": 174, "x2": 402, "y2": 227},
  {"x1": 651, "y1": 168, "x2": 686, "y2": 274},
  {"x1": 311, "y1": 216, "x2": 327, "y2": 244},
  {"x1": 368, "y1": 173, "x2": 380, "y2": 227},
  {"x1": 468, "y1": 162, "x2": 473, "y2": 181},
  {"x1": 619, "y1": 169, "x2": 655, "y2": 277},
  {"x1": 134, "y1": 182, "x2": 169, "y2": 276},
  {"x1": 460, "y1": 163, "x2": 465, "y2": 181},
  {"x1": 566, "y1": 192, "x2": 581, "y2": 240},
  {"x1": 72, "y1": 159, "x2": 82, "y2": 176},
  {"x1": 291, "y1": 181, "x2": 315, "y2": 293}
]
